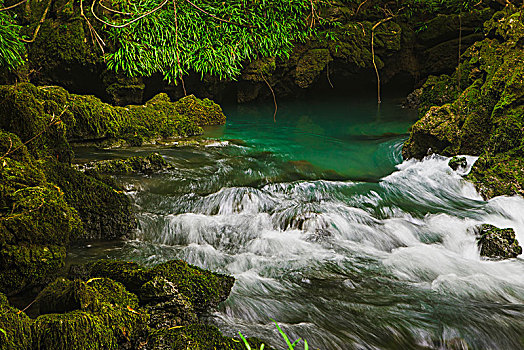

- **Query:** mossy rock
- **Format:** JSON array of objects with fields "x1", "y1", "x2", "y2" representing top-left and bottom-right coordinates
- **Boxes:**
[
  {"x1": 145, "y1": 324, "x2": 270, "y2": 350},
  {"x1": 448, "y1": 156, "x2": 467, "y2": 170},
  {"x1": 0, "y1": 244, "x2": 66, "y2": 295},
  {"x1": 41, "y1": 160, "x2": 136, "y2": 240},
  {"x1": 476, "y1": 224, "x2": 522, "y2": 259},
  {"x1": 34, "y1": 277, "x2": 148, "y2": 349},
  {"x1": 32, "y1": 311, "x2": 118, "y2": 350},
  {"x1": 0, "y1": 157, "x2": 83, "y2": 246},
  {"x1": 0, "y1": 83, "x2": 73, "y2": 162},
  {"x1": 0, "y1": 293, "x2": 33, "y2": 350},
  {"x1": 150, "y1": 260, "x2": 235, "y2": 313},
  {"x1": 403, "y1": 7, "x2": 524, "y2": 201},
  {"x1": 78, "y1": 152, "x2": 171, "y2": 175},
  {"x1": 295, "y1": 49, "x2": 333, "y2": 88},
  {"x1": 467, "y1": 152, "x2": 524, "y2": 199},
  {"x1": 174, "y1": 94, "x2": 226, "y2": 126},
  {"x1": 0, "y1": 130, "x2": 32, "y2": 164},
  {"x1": 78, "y1": 259, "x2": 235, "y2": 313}
]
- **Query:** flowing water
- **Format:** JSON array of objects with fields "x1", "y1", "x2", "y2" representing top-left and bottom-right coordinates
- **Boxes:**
[{"x1": 71, "y1": 96, "x2": 524, "y2": 349}]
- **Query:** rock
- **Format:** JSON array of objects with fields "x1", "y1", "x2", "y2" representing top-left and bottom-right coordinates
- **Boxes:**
[
  {"x1": 75, "y1": 259, "x2": 235, "y2": 314},
  {"x1": 0, "y1": 293, "x2": 32, "y2": 350},
  {"x1": 448, "y1": 156, "x2": 467, "y2": 170},
  {"x1": 78, "y1": 153, "x2": 172, "y2": 175},
  {"x1": 402, "y1": 88, "x2": 422, "y2": 109},
  {"x1": 477, "y1": 224, "x2": 522, "y2": 259}
]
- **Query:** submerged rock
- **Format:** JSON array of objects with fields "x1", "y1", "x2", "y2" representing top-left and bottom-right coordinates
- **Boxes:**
[
  {"x1": 448, "y1": 156, "x2": 467, "y2": 170},
  {"x1": 477, "y1": 224, "x2": 522, "y2": 259}
]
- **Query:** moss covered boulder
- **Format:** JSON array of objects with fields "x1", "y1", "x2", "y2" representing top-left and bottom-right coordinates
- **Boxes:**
[
  {"x1": 0, "y1": 293, "x2": 32, "y2": 350},
  {"x1": 42, "y1": 160, "x2": 135, "y2": 240},
  {"x1": 72, "y1": 259, "x2": 235, "y2": 314},
  {"x1": 33, "y1": 277, "x2": 148, "y2": 349},
  {"x1": 476, "y1": 224, "x2": 522, "y2": 259}
]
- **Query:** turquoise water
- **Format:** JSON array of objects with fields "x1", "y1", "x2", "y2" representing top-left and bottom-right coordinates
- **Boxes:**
[{"x1": 70, "y1": 97, "x2": 524, "y2": 350}]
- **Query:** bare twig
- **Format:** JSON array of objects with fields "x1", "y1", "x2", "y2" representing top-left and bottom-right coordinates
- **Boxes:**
[
  {"x1": 261, "y1": 74, "x2": 277, "y2": 123},
  {"x1": 354, "y1": 0, "x2": 369, "y2": 17},
  {"x1": 0, "y1": 0, "x2": 27, "y2": 12},
  {"x1": 90, "y1": 0, "x2": 170, "y2": 28},
  {"x1": 326, "y1": 60, "x2": 334, "y2": 88},
  {"x1": 20, "y1": 0, "x2": 52, "y2": 43},
  {"x1": 371, "y1": 15, "x2": 395, "y2": 104}
]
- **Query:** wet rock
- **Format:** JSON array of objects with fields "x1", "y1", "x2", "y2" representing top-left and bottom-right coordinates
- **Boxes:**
[
  {"x1": 477, "y1": 224, "x2": 522, "y2": 259},
  {"x1": 448, "y1": 156, "x2": 467, "y2": 170},
  {"x1": 75, "y1": 259, "x2": 235, "y2": 314},
  {"x1": 78, "y1": 153, "x2": 172, "y2": 175}
]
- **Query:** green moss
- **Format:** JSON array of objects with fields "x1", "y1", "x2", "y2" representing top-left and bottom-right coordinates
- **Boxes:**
[
  {"x1": 150, "y1": 260, "x2": 235, "y2": 313},
  {"x1": 403, "y1": 8, "x2": 524, "y2": 200},
  {"x1": 0, "y1": 130, "x2": 32, "y2": 164},
  {"x1": 26, "y1": 19, "x2": 98, "y2": 80},
  {"x1": 174, "y1": 94, "x2": 226, "y2": 126},
  {"x1": 0, "y1": 244, "x2": 66, "y2": 295},
  {"x1": 34, "y1": 277, "x2": 148, "y2": 349},
  {"x1": 41, "y1": 160, "x2": 135, "y2": 240},
  {"x1": 0, "y1": 293, "x2": 32, "y2": 350},
  {"x1": 0, "y1": 83, "x2": 73, "y2": 162},
  {"x1": 82, "y1": 259, "x2": 235, "y2": 313},
  {"x1": 448, "y1": 156, "x2": 467, "y2": 170},
  {"x1": 477, "y1": 224, "x2": 522, "y2": 259},
  {"x1": 33, "y1": 311, "x2": 117, "y2": 350},
  {"x1": 85, "y1": 260, "x2": 151, "y2": 293},
  {"x1": 295, "y1": 49, "x2": 333, "y2": 88}
]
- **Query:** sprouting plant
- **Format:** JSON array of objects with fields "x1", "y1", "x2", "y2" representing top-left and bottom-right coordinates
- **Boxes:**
[{"x1": 239, "y1": 320, "x2": 309, "y2": 350}]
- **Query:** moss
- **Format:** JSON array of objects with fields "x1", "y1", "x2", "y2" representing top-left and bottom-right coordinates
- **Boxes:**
[
  {"x1": 0, "y1": 130, "x2": 32, "y2": 164},
  {"x1": 150, "y1": 260, "x2": 235, "y2": 313},
  {"x1": 174, "y1": 94, "x2": 226, "y2": 126},
  {"x1": 83, "y1": 260, "x2": 151, "y2": 293},
  {"x1": 146, "y1": 324, "x2": 270, "y2": 350},
  {"x1": 79, "y1": 152, "x2": 171, "y2": 175},
  {"x1": 0, "y1": 244, "x2": 66, "y2": 295},
  {"x1": 476, "y1": 224, "x2": 522, "y2": 259},
  {"x1": 403, "y1": 7, "x2": 524, "y2": 201},
  {"x1": 295, "y1": 49, "x2": 333, "y2": 88},
  {"x1": 0, "y1": 157, "x2": 83, "y2": 246},
  {"x1": 41, "y1": 160, "x2": 136, "y2": 240},
  {"x1": 467, "y1": 152, "x2": 524, "y2": 199},
  {"x1": 33, "y1": 311, "x2": 117, "y2": 350},
  {"x1": 241, "y1": 57, "x2": 277, "y2": 82},
  {"x1": 0, "y1": 83, "x2": 73, "y2": 162},
  {"x1": 448, "y1": 156, "x2": 467, "y2": 170},
  {"x1": 34, "y1": 278, "x2": 148, "y2": 349},
  {"x1": 26, "y1": 19, "x2": 99, "y2": 83},
  {"x1": 0, "y1": 293, "x2": 32, "y2": 350},
  {"x1": 81, "y1": 259, "x2": 235, "y2": 313}
]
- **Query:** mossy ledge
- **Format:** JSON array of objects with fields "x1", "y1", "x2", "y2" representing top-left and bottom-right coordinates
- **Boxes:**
[
  {"x1": 403, "y1": 7, "x2": 524, "y2": 200},
  {"x1": 0, "y1": 258, "x2": 268, "y2": 350}
]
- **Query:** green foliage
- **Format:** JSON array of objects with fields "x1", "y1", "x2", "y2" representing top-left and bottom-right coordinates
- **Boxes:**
[
  {"x1": 102, "y1": 0, "x2": 313, "y2": 82},
  {"x1": 0, "y1": 9, "x2": 25, "y2": 70},
  {"x1": 239, "y1": 320, "x2": 308, "y2": 350}
]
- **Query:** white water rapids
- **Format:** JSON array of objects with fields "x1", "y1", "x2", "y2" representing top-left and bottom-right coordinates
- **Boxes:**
[{"x1": 118, "y1": 150, "x2": 524, "y2": 349}]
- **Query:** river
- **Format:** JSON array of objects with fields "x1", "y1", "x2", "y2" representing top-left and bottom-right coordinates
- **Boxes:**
[{"x1": 70, "y1": 95, "x2": 524, "y2": 349}]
